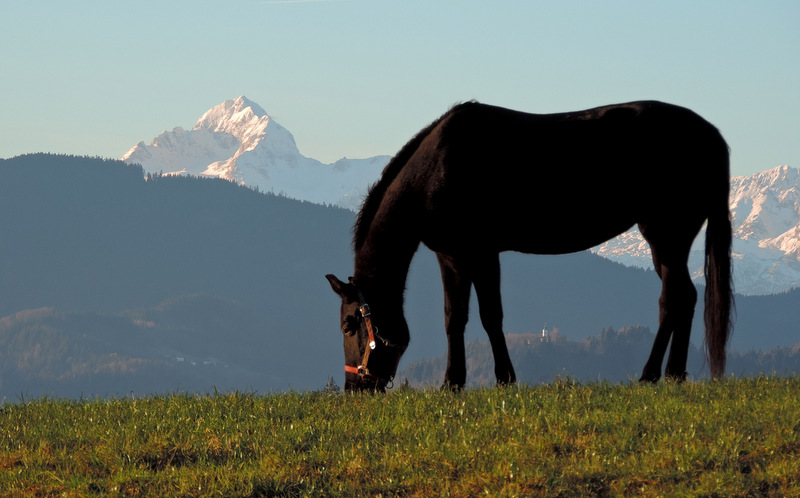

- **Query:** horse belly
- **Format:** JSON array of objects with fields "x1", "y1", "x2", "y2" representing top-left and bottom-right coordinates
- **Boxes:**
[
  {"x1": 508, "y1": 220, "x2": 636, "y2": 255},
  {"x1": 422, "y1": 198, "x2": 636, "y2": 256},
  {"x1": 488, "y1": 187, "x2": 639, "y2": 254}
]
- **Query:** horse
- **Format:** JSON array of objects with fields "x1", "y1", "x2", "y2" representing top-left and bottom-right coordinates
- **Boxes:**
[{"x1": 326, "y1": 100, "x2": 733, "y2": 392}]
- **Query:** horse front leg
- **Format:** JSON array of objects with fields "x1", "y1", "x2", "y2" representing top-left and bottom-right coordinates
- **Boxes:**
[
  {"x1": 437, "y1": 254, "x2": 471, "y2": 391},
  {"x1": 472, "y1": 253, "x2": 516, "y2": 386}
]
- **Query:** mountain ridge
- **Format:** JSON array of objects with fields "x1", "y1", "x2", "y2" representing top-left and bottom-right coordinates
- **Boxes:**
[
  {"x1": 593, "y1": 164, "x2": 800, "y2": 295},
  {"x1": 122, "y1": 97, "x2": 798, "y2": 295},
  {"x1": 1, "y1": 153, "x2": 798, "y2": 398},
  {"x1": 122, "y1": 96, "x2": 389, "y2": 211}
]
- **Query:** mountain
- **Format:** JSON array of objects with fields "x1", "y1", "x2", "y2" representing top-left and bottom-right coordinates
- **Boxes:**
[
  {"x1": 593, "y1": 165, "x2": 800, "y2": 295},
  {"x1": 1, "y1": 154, "x2": 798, "y2": 398},
  {"x1": 123, "y1": 97, "x2": 796, "y2": 296},
  {"x1": 122, "y1": 97, "x2": 799, "y2": 296},
  {"x1": 122, "y1": 96, "x2": 390, "y2": 211},
  {"x1": 0, "y1": 154, "x2": 356, "y2": 396}
]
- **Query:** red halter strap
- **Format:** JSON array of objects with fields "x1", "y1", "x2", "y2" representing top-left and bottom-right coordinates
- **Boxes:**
[
  {"x1": 344, "y1": 302, "x2": 404, "y2": 386},
  {"x1": 344, "y1": 304, "x2": 378, "y2": 379}
]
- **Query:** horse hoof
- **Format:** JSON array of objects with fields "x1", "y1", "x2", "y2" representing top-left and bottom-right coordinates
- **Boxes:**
[
  {"x1": 639, "y1": 372, "x2": 660, "y2": 384},
  {"x1": 496, "y1": 377, "x2": 516, "y2": 387},
  {"x1": 441, "y1": 381, "x2": 463, "y2": 392},
  {"x1": 665, "y1": 371, "x2": 688, "y2": 383}
]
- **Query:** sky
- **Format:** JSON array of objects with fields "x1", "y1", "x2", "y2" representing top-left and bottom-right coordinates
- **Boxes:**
[{"x1": 1, "y1": 1, "x2": 798, "y2": 177}]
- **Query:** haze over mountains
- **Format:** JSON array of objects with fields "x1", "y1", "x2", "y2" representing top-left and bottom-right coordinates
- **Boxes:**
[
  {"x1": 122, "y1": 97, "x2": 800, "y2": 296},
  {"x1": 0, "y1": 96, "x2": 797, "y2": 398},
  {"x1": 1, "y1": 154, "x2": 799, "y2": 399}
]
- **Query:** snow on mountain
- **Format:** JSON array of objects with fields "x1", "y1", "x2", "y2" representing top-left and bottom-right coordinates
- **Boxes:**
[
  {"x1": 122, "y1": 96, "x2": 389, "y2": 210},
  {"x1": 592, "y1": 165, "x2": 800, "y2": 295},
  {"x1": 123, "y1": 97, "x2": 797, "y2": 295}
]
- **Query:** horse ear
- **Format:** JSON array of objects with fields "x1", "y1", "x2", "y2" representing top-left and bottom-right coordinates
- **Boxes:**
[{"x1": 325, "y1": 274, "x2": 359, "y2": 302}]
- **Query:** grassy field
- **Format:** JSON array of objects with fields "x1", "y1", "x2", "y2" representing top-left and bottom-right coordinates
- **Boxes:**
[{"x1": 1, "y1": 377, "x2": 799, "y2": 496}]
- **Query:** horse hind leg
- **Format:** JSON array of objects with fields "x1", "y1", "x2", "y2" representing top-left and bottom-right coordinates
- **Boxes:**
[
  {"x1": 437, "y1": 254, "x2": 472, "y2": 390},
  {"x1": 640, "y1": 239, "x2": 697, "y2": 383},
  {"x1": 662, "y1": 265, "x2": 697, "y2": 380},
  {"x1": 471, "y1": 253, "x2": 516, "y2": 386}
]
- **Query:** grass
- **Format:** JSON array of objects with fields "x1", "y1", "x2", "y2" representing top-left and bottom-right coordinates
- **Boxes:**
[{"x1": 1, "y1": 377, "x2": 799, "y2": 496}]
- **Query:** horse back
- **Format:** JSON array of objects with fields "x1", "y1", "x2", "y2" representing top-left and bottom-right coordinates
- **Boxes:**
[{"x1": 403, "y1": 101, "x2": 727, "y2": 254}]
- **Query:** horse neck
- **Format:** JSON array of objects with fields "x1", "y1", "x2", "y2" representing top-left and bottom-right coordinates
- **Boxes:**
[{"x1": 353, "y1": 214, "x2": 420, "y2": 319}]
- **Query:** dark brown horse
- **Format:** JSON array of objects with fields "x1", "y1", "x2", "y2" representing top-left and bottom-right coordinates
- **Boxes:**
[{"x1": 327, "y1": 100, "x2": 733, "y2": 392}]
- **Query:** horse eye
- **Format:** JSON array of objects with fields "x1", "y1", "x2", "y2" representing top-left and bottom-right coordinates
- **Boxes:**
[{"x1": 342, "y1": 316, "x2": 360, "y2": 336}]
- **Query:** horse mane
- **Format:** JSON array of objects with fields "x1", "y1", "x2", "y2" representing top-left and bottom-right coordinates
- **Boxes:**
[{"x1": 353, "y1": 105, "x2": 468, "y2": 250}]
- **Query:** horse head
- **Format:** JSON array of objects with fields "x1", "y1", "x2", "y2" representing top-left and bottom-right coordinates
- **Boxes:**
[{"x1": 325, "y1": 274, "x2": 407, "y2": 392}]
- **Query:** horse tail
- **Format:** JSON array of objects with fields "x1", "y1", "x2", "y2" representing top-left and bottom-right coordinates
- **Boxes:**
[
  {"x1": 353, "y1": 106, "x2": 455, "y2": 250},
  {"x1": 704, "y1": 136, "x2": 734, "y2": 379}
]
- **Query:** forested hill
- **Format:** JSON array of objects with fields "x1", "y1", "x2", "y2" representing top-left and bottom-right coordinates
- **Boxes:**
[
  {"x1": 0, "y1": 154, "x2": 356, "y2": 396},
  {"x1": 399, "y1": 325, "x2": 800, "y2": 387},
  {"x1": 0, "y1": 154, "x2": 798, "y2": 398},
  {"x1": 0, "y1": 153, "x2": 354, "y2": 315}
]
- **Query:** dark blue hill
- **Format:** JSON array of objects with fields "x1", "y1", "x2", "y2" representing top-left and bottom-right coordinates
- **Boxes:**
[{"x1": 0, "y1": 154, "x2": 796, "y2": 397}]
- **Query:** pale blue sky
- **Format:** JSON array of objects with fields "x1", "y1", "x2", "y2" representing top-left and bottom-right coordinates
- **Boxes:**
[{"x1": 1, "y1": 1, "x2": 798, "y2": 177}]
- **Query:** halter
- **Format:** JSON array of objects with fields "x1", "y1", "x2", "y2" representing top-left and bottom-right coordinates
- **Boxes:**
[{"x1": 344, "y1": 302, "x2": 405, "y2": 387}]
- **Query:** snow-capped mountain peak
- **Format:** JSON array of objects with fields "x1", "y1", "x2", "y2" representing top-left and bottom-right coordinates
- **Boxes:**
[
  {"x1": 193, "y1": 96, "x2": 283, "y2": 151},
  {"x1": 122, "y1": 98, "x2": 797, "y2": 295},
  {"x1": 731, "y1": 165, "x2": 800, "y2": 242},
  {"x1": 593, "y1": 164, "x2": 800, "y2": 295},
  {"x1": 196, "y1": 95, "x2": 268, "y2": 128},
  {"x1": 122, "y1": 96, "x2": 389, "y2": 210}
]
